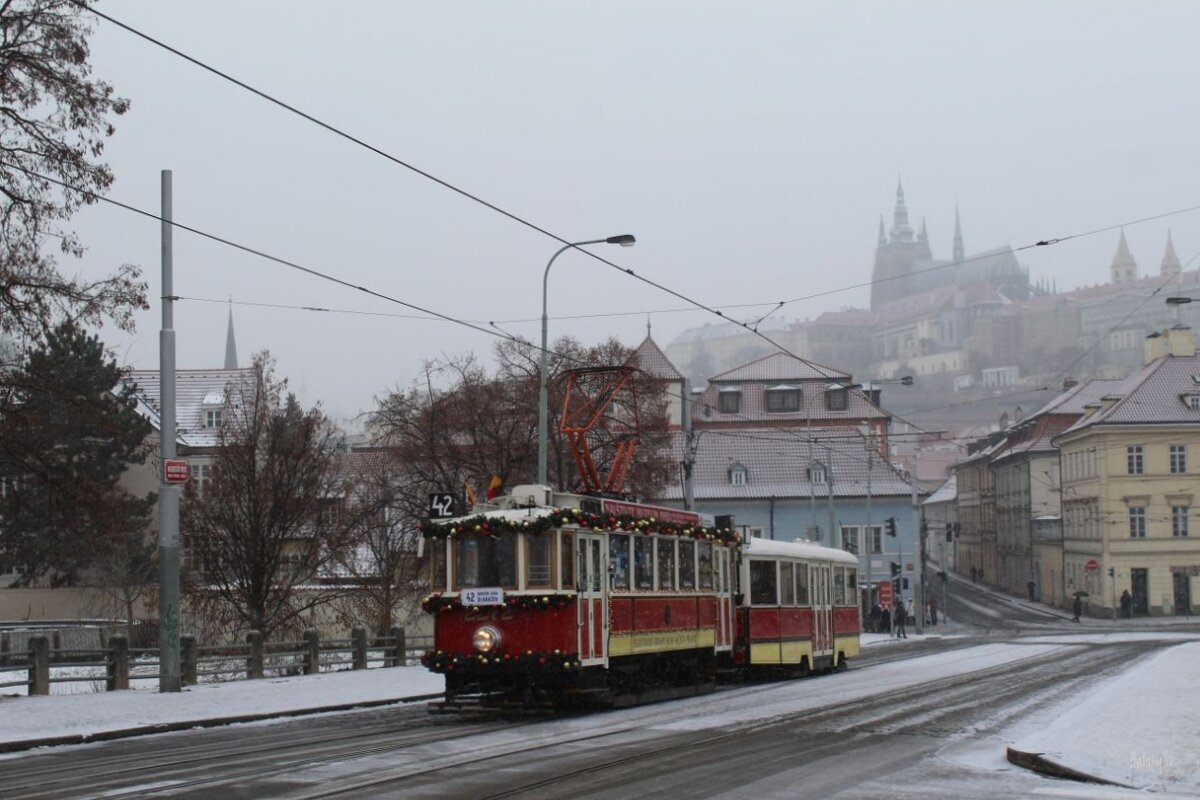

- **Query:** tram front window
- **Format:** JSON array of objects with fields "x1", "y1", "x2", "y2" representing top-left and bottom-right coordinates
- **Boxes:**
[{"x1": 454, "y1": 536, "x2": 516, "y2": 589}]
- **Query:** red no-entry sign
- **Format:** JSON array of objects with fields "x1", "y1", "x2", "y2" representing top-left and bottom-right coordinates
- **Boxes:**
[
  {"x1": 163, "y1": 459, "x2": 190, "y2": 484},
  {"x1": 1085, "y1": 559, "x2": 1100, "y2": 573}
]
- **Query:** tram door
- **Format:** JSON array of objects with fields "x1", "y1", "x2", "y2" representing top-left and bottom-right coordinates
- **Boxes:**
[
  {"x1": 813, "y1": 564, "x2": 834, "y2": 658},
  {"x1": 715, "y1": 547, "x2": 733, "y2": 650},
  {"x1": 576, "y1": 533, "x2": 608, "y2": 666}
]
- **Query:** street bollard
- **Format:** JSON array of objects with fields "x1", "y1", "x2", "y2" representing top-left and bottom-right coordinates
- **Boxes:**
[
  {"x1": 28, "y1": 636, "x2": 49, "y2": 696},
  {"x1": 247, "y1": 630, "x2": 264, "y2": 679},
  {"x1": 106, "y1": 635, "x2": 129, "y2": 691},
  {"x1": 181, "y1": 635, "x2": 198, "y2": 686},
  {"x1": 303, "y1": 629, "x2": 320, "y2": 675},
  {"x1": 351, "y1": 627, "x2": 368, "y2": 670},
  {"x1": 388, "y1": 626, "x2": 406, "y2": 667}
]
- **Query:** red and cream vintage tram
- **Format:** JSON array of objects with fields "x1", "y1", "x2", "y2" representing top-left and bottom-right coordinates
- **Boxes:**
[{"x1": 420, "y1": 484, "x2": 860, "y2": 707}]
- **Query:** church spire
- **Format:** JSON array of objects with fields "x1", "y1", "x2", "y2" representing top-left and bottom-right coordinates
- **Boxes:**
[
  {"x1": 877, "y1": 215, "x2": 886, "y2": 248},
  {"x1": 889, "y1": 178, "x2": 914, "y2": 243},
  {"x1": 224, "y1": 301, "x2": 239, "y2": 369},
  {"x1": 952, "y1": 205, "x2": 964, "y2": 262},
  {"x1": 1110, "y1": 228, "x2": 1138, "y2": 284},
  {"x1": 1161, "y1": 229, "x2": 1182, "y2": 277}
]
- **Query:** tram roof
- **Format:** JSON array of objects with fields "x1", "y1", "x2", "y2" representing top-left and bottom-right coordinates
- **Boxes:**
[{"x1": 742, "y1": 536, "x2": 859, "y2": 565}]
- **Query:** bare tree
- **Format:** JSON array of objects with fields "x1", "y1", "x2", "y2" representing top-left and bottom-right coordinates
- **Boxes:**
[
  {"x1": 181, "y1": 353, "x2": 358, "y2": 640},
  {"x1": 373, "y1": 337, "x2": 674, "y2": 507},
  {"x1": 0, "y1": 1, "x2": 146, "y2": 340}
]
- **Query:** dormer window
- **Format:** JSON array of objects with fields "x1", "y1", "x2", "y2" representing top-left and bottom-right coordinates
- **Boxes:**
[
  {"x1": 808, "y1": 462, "x2": 828, "y2": 485},
  {"x1": 718, "y1": 387, "x2": 741, "y2": 414},
  {"x1": 202, "y1": 390, "x2": 226, "y2": 429},
  {"x1": 825, "y1": 385, "x2": 848, "y2": 411},
  {"x1": 1183, "y1": 393, "x2": 1200, "y2": 410},
  {"x1": 764, "y1": 384, "x2": 801, "y2": 413},
  {"x1": 729, "y1": 462, "x2": 748, "y2": 486}
]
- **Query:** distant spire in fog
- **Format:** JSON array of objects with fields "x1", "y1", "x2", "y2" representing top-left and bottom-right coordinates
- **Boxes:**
[
  {"x1": 224, "y1": 301, "x2": 238, "y2": 369},
  {"x1": 953, "y1": 205, "x2": 964, "y2": 262},
  {"x1": 1161, "y1": 229, "x2": 1182, "y2": 278},
  {"x1": 890, "y1": 177, "x2": 914, "y2": 243}
]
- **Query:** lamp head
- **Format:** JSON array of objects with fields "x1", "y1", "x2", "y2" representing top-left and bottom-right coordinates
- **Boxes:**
[{"x1": 606, "y1": 234, "x2": 636, "y2": 247}]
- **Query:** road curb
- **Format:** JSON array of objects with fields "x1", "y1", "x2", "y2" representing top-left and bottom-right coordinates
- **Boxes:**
[
  {"x1": 0, "y1": 692, "x2": 444, "y2": 755},
  {"x1": 1005, "y1": 746, "x2": 1134, "y2": 788}
]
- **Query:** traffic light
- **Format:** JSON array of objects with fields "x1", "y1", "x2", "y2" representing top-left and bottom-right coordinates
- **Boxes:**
[
  {"x1": 945, "y1": 523, "x2": 953, "y2": 542},
  {"x1": 885, "y1": 517, "x2": 897, "y2": 537},
  {"x1": 890, "y1": 561, "x2": 901, "y2": 578},
  {"x1": 1107, "y1": 567, "x2": 1115, "y2": 577}
]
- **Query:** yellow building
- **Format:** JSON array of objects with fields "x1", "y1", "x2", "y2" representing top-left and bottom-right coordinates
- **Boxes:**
[{"x1": 1053, "y1": 327, "x2": 1200, "y2": 616}]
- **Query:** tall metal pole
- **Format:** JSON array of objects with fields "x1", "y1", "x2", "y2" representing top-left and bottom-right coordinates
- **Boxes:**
[
  {"x1": 912, "y1": 473, "x2": 924, "y2": 634},
  {"x1": 537, "y1": 235, "x2": 633, "y2": 486},
  {"x1": 158, "y1": 170, "x2": 181, "y2": 692},
  {"x1": 682, "y1": 378, "x2": 695, "y2": 510},
  {"x1": 825, "y1": 443, "x2": 835, "y2": 548}
]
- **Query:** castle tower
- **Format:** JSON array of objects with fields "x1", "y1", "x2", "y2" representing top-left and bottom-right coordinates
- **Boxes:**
[
  {"x1": 1110, "y1": 229, "x2": 1138, "y2": 284},
  {"x1": 1161, "y1": 230, "x2": 1182, "y2": 278},
  {"x1": 889, "y1": 179, "x2": 914, "y2": 243}
]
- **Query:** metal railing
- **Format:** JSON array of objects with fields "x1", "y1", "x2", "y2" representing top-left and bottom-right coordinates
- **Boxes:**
[{"x1": 0, "y1": 627, "x2": 432, "y2": 696}]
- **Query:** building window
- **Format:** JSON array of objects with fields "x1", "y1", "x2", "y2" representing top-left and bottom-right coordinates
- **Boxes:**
[
  {"x1": 868, "y1": 525, "x2": 883, "y2": 554},
  {"x1": 1170, "y1": 445, "x2": 1187, "y2": 474},
  {"x1": 1172, "y1": 506, "x2": 1189, "y2": 537},
  {"x1": 1129, "y1": 507, "x2": 1146, "y2": 538},
  {"x1": 205, "y1": 409, "x2": 222, "y2": 429},
  {"x1": 729, "y1": 463, "x2": 748, "y2": 486},
  {"x1": 192, "y1": 463, "x2": 212, "y2": 496},
  {"x1": 1126, "y1": 446, "x2": 1144, "y2": 475},
  {"x1": 718, "y1": 390, "x2": 740, "y2": 414},
  {"x1": 840, "y1": 526, "x2": 859, "y2": 555},
  {"x1": 826, "y1": 388, "x2": 848, "y2": 411},
  {"x1": 764, "y1": 386, "x2": 801, "y2": 413},
  {"x1": 808, "y1": 463, "x2": 827, "y2": 485}
]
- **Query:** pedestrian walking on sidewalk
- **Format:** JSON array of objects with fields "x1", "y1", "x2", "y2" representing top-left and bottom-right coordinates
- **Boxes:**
[
  {"x1": 1120, "y1": 590, "x2": 1132, "y2": 619},
  {"x1": 1072, "y1": 594, "x2": 1082, "y2": 622},
  {"x1": 893, "y1": 601, "x2": 908, "y2": 639}
]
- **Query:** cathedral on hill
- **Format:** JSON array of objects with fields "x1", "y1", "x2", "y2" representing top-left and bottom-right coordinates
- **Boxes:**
[{"x1": 870, "y1": 181, "x2": 1034, "y2": 309}]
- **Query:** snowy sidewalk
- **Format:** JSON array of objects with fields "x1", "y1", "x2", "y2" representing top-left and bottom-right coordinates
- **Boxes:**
[
  {"x1": 0, "y1": 666, "x2": 444, "y2": 753},
  {"x1": 1008, "y1": 639, "x2": 1200, "y2": 793}
]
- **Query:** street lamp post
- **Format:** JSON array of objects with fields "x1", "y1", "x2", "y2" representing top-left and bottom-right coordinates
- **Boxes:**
[{"x1": 537, "y1": 234, "x2": 635, "y2": 486}]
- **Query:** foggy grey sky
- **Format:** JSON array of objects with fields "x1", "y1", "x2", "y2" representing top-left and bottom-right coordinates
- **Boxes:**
[{"x1": 71, "y1": 1, "x2": 1200, "y2": 420}]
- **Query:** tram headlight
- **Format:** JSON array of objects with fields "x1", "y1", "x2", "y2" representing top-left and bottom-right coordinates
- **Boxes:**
[{"x1": 473, "y1": 625, "x2": 502, "y2": 653}]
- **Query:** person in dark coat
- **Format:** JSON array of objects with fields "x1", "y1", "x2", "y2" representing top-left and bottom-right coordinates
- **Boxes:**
[
  {"x1": 1072, "y1": 594, "x2": 1082, "y2": 622},
  {"x1": 870, "y1": 603, "x2": 883, "y2": 633},
  {"x1": 893, "y1": 601, "x2": 907, "y2": 639},
  {"x1": 1120, "y1": 590, "x2": 1132, "y2": 619}
]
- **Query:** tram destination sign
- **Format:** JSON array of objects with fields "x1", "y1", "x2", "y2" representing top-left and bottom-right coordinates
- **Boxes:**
[{"x1": 462, "y1": 588, "x2": 504, "y2": 606}]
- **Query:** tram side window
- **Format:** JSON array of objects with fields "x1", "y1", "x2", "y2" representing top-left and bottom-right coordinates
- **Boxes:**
[
  {"x1": 796, "y1": 563, "x2": 810, "y2": 605},
  {"x1": 678, "y1": 540, "x2": 696, "y2": 590},
  {"x1": 634, "y1": 536, "x2": 654, "y2": 590},
  {"x1": 454, "y1": 536, "x2": 515, "y2": 589},
  {"x1": 430, "y1": 540, "x2": 446, "y2": 591},
  {"x1": 657, "y1": 538, "x2": 676, "y2": 590},
  {"x1": 697, "y1": 541, "x2": 714, "y2": 590},
  {"x1": 610, "y1": 533, "x2": 631, "y2": 590},
  {"x1": 833, "y1": 567, "x2": 845, "y2": 606},
  {"x1": 560, "y1": 532, "x2": 574, "y2": 591},
  {"x1": 526, "y1": 533, "x2": 553, "y2": 589},
  {"x1": 844, "y1": 568, "x2": 858, "y2": 605},
  {"x1": 749, "y1": 560, "x2": 777, "y2": 605},
  {"x1": 780, "y1": 562, "x2": 795, "y2": 605}
]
